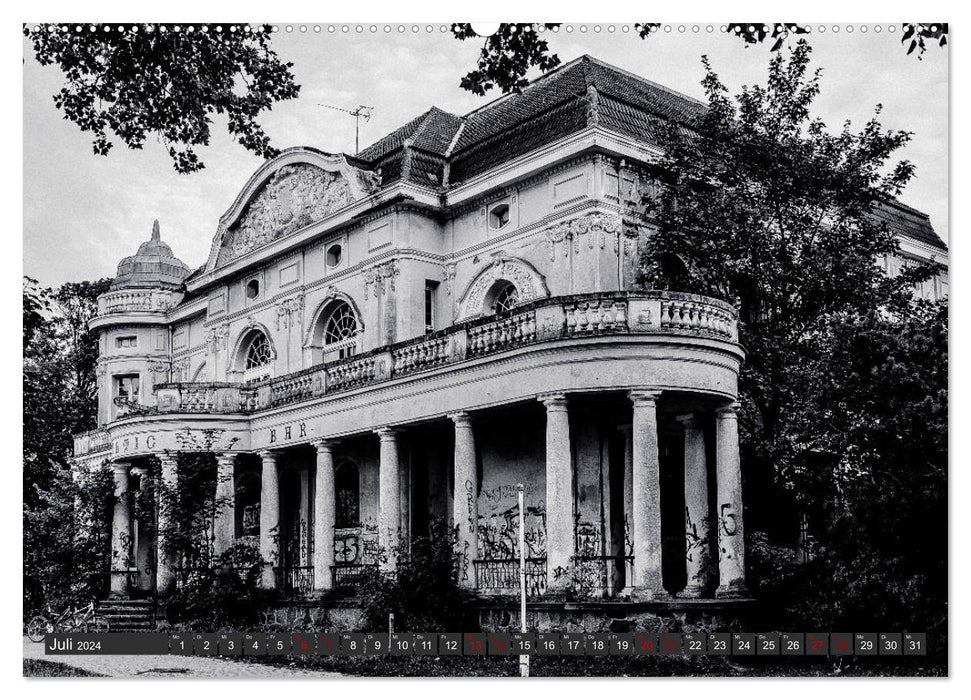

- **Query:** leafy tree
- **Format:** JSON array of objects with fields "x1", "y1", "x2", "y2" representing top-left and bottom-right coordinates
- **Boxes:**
[
  {"x1": 24, "y1": 24, "x2": 300, "y2": 173},
  {"x1": 451, "y1": 23, "x2": 562, "y2": 96},
  {"x1": 638, "y1": 41, "x2": 947, "y2": 651},
  {"x1": 453, "y1": 23, "x2": 947, "y2": 95},
  {"x1": 639, "y1": 40, "x2": 941, "y2": 481},
  {"x1": 750, "y1": 303, "x2": 947, "y2": 654},
  {"x1": 23, "y1": 276, "x2": 112, "y2": 614}
]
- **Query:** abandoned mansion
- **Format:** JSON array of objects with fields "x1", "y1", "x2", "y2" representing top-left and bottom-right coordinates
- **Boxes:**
[{"x1": 71, "y1": 55, "x2": 949, "y2": 618}]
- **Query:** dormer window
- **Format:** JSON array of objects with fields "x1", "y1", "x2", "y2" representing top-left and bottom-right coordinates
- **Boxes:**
[{"x1": 489, "y1": 203, "x2": 511, "y2": 231}]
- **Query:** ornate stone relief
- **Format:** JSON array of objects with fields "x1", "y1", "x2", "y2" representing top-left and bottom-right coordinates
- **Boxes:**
[
  {"x1": 442, "y1": 263, "x2": 457, "y2": 296},
  {"x1": 95, "y1": 359, "x2": 107, "y2": 390},
  {"x1": 147, "y1": 360, "x2": 171, "y2": 385},
  {"x1": 226, "y1": 164, "x2": 356, "y2": 260},
  {"x1": 276, "y1": 293, "x2": 306, "y2": 331},
  {"x1": 544, "y1": 212, "x2": 628, "y2": 261},
  {"x1": 171, "y1": 358, "x2": 191, "y2": 382},
  {"x1": 205, "y1": 323, "x2": 230, "y2": 354},
  {"x1": 363, "y1": 260, "x2": 400, "y2": 300},
  {"x1": 457, "y1": 252, "x2": 548, "y2": 320}
]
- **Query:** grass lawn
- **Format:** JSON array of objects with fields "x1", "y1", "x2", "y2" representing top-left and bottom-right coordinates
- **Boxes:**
[
  {"x1": 23, "y1": 659, "x2": 106, "y2": 678},
  {"x1": 238, "y1": 653, "x2": 946, "y2": 677}
]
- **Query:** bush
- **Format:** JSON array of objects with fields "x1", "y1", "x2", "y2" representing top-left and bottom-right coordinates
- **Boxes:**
[
  {"x1": 165, "y1": 542, "x2": 277, "y2": 630},
  {"x1": 360, "y1": 521, "x2": 475, "y2": 632}
]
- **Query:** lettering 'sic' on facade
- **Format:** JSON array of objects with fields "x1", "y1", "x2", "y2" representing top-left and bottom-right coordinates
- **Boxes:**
[{"x1": 73, "y1": 55, "x2": 948, "y2": 613}]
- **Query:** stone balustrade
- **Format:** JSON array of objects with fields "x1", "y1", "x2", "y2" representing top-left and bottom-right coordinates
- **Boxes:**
[
  {"x1": 564, "y1": 296, "x2": 628, "y2": 334},
  {"x1": 143, "y1": 291, "x2": 737, "y2": 416},
  {"x1": 467, "y1": 310, "x2": 537, "y2": 357},
  {"x1": 74, "y1": 428, "x2": 110, "y2": 457},
  {"x1": 97, "y1": 288, "x2": 182, "y2": 315}
]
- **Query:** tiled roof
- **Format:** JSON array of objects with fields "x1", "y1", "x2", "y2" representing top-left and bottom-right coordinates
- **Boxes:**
[
  {"x1": 873, "y1": 198, "x2": 948, "y2": 252},
  {"x1": 348, "y1": 55, "x2": 943, "y2": 252},
  {"x1": 354, "y1": 55, "x2": 707, "y2": 188}
]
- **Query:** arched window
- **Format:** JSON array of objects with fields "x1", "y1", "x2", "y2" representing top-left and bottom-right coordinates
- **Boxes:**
[
  {"x1": 335, "y1": 462, "x2": 360, "y2": 528},
  {"x1": 242, "y1": 331, "x2": 273, "y2": 382},
  {"x1": 246, "y1": 332, "x2": 272, "y2": 369},
  {"x1": 493, "y1": 283, "x2": 520, "y2": 314},
  {"x1": 324, "y1": 302, "x2": 359, "y2": 359}
]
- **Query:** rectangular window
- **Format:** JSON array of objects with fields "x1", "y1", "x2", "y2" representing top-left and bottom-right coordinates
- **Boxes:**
[
  {"x1": 115, "y1": 335, "x2": 137, "y2": 348},
  {"x1": 424, "y1": 281, "x2": 438, "y2": 334},
  {"x1": 115, "y1": 374, "x2": 140, "y2": 401}
]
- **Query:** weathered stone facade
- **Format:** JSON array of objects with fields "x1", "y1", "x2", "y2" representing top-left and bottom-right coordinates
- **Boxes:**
[{"x1": 72, "y1": 55, "x2": 947, "y2": 628}]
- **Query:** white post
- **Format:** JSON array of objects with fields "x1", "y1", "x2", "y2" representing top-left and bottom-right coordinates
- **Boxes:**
[{"x1": 518, "y1": 482, "x2": 529, "y2": 677}]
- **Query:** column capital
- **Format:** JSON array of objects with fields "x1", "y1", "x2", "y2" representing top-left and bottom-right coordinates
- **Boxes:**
[
  {"x1": 448, "y1": 411, "x2": 474, "y2": 427},
  {"x1": 375, "y1": 427, "x2": 401, "y2": 441},
  {"x1": 110, "y1": 459, "x2": 133, "y2": 474},
  {"x1": 676, "y1": 413, "x2": 702, "y2": 428},
  {"x1": 715, "y1": 401, "x2": 742, "y2": 418},
  {"x1": 216, "y1": 452, "x2": 238, "y2": 465},
  {"x1": 130, "y1": 464, "x2": 150, "y2": 478},
  {"x1": 311, "y1": 438, "x2": 337, "y2": 452},
  {"x1": 258, "y1": 449, "x2": 281, "y2": 462},
  {"x1": 539, "y1": 392, "x2": 568, "y2": 410},
  {"x1": 629, "y1": 389, "x2": 662, "y2": 406}
]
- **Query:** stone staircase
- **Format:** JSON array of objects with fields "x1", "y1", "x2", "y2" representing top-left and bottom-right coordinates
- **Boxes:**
[{"x1": 96, "y1": 599, "x2": 156, "y2": 632}]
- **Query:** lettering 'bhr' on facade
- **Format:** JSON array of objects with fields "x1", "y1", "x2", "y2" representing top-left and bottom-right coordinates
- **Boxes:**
[{"x1": 73, "y1": 55, "x2": 948, "y2": 611}]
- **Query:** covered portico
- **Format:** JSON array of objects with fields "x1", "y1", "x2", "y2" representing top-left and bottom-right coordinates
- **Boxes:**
[{"x1": 95, "y1": 291, "x2": 749, "y2": 603}]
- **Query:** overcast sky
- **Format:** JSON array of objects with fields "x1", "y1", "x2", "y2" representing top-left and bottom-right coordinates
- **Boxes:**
[{"x1": 22, "y1": 26, "x2": 948, "y2": 288}]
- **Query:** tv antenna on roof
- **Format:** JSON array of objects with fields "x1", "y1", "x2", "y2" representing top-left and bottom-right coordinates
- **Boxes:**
[{"x1": 319, "y1": 103, "x2": 374, "y2": 154}]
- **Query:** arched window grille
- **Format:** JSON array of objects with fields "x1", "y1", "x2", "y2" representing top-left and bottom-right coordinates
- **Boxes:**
[
  {"x1": 493, "y1": 283, "x2": 520, "y2": 314},
  {"x1": 335, "y1": 462, "x2": 360, "y2": 528},
  {"x1": 242, "y1": 331, "x2": 273, "y2": 382},
  {"x1": 324, "y1": 302, "x2": 359, "y2": 359},
  {"x1": 246, "y1": 332, "x2": 272, "y2": 369}
]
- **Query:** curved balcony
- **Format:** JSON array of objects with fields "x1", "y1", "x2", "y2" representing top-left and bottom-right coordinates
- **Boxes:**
[{"x1": 152, "y1": 291, "x2": 740, "y2": 416}]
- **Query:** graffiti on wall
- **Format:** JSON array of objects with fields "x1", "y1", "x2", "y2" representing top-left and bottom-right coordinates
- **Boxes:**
[{"x1": 477, "y1": 482, "x2": 547, "y2": 559}]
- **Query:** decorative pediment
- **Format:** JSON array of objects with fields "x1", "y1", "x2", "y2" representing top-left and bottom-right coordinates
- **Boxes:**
[{"x1": 211, "y1": 148, "x2": 381, "y2": 267}]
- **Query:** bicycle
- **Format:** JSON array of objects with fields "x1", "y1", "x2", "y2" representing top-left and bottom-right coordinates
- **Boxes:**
[{"x1": 26, "y1": 601, "x2": 110, "y2": 642}]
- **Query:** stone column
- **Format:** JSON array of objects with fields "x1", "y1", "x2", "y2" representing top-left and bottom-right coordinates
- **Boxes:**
[
  {"x1": 618, "y1": 425, "x2": 634, "y2": 594},
  {"x1": 630, "y1": 390, "x2": 664, "y2": 599},
  {"x1": 110, "y1": 461, "x2": 133, "y2": 597},
  {"x1": 155, "y1": 452, "x2": 179, "y2": 595},
  {"x1": 131, "y1": 465, "x2": 152, "y2": 592},
  {"x1": 300, "y1": 466, "x2": 312, "y2": 567},
  {"x1": 312, "y1": 440, "x2": 336, "y2": 592},
  {"x1": 376, "y1": 428, "x2": 401, "y2": 571},
  {"x1": 715, "y1": 402, "x2": 748, "y2": 597},
  {"x1": 541, "y1": 393, "x2": 573, "y2": 592},
  {"x1": 213, "y1": 453, "x2": 237, "y2": 558},
  {"x1": 258, "y1": 450, "x2": 281, "y2": 589},
  {"x1": 450, "y1": 412, "x2": 478, "y2": 590},
  {"x1": 678, "y1": 414, "x2": 711, "y2": 597}
]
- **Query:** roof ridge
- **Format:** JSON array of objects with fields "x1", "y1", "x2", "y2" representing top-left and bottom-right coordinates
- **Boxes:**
[{"x1": 581, "y1": 54, "x2": 708, "y2": 108}]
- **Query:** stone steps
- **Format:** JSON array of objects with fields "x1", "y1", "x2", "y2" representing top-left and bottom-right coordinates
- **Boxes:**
[{"x1": 97, "y1": 599, "x2": 156, "y2": 632}]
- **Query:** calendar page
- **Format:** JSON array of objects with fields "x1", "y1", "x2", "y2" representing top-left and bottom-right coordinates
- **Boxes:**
[{"x1": 21, "y1": 9, "x2": 949, "y2": 685}]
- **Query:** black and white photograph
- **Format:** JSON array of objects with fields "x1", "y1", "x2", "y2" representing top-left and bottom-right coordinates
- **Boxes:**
[{"x1": 19, "y1": 10, "x2": 952, "y2": 683}]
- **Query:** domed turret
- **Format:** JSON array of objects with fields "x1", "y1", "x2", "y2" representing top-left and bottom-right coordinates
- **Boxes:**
[{"x1": 111, "y1": 220, "x2": 191, "y2": 290}]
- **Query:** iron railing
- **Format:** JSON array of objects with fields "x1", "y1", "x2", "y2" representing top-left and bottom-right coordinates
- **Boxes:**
[
  {"x1": 473, "y1": 558, "x2": 548, "y2": 597},
  {"x1": 331, "y1": 563, "x2": 374, "y2": 589},
  {"x1": 274, "y1": 566, "x2": 315, "y2": 596}
]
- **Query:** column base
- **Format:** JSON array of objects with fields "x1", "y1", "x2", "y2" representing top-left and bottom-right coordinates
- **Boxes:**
[
  {"x1": 109, "y1": 571, "x2": 131, "y2": 598},
  {"x1": 715, "y1": 581, "x2": 750, "y2": 599},
  {"x1": 630, "y1": 587, "x2": 672, "y2": 603},
  {"x1": 679, "y1": 581, "x2": 710, "y2": 598}
]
